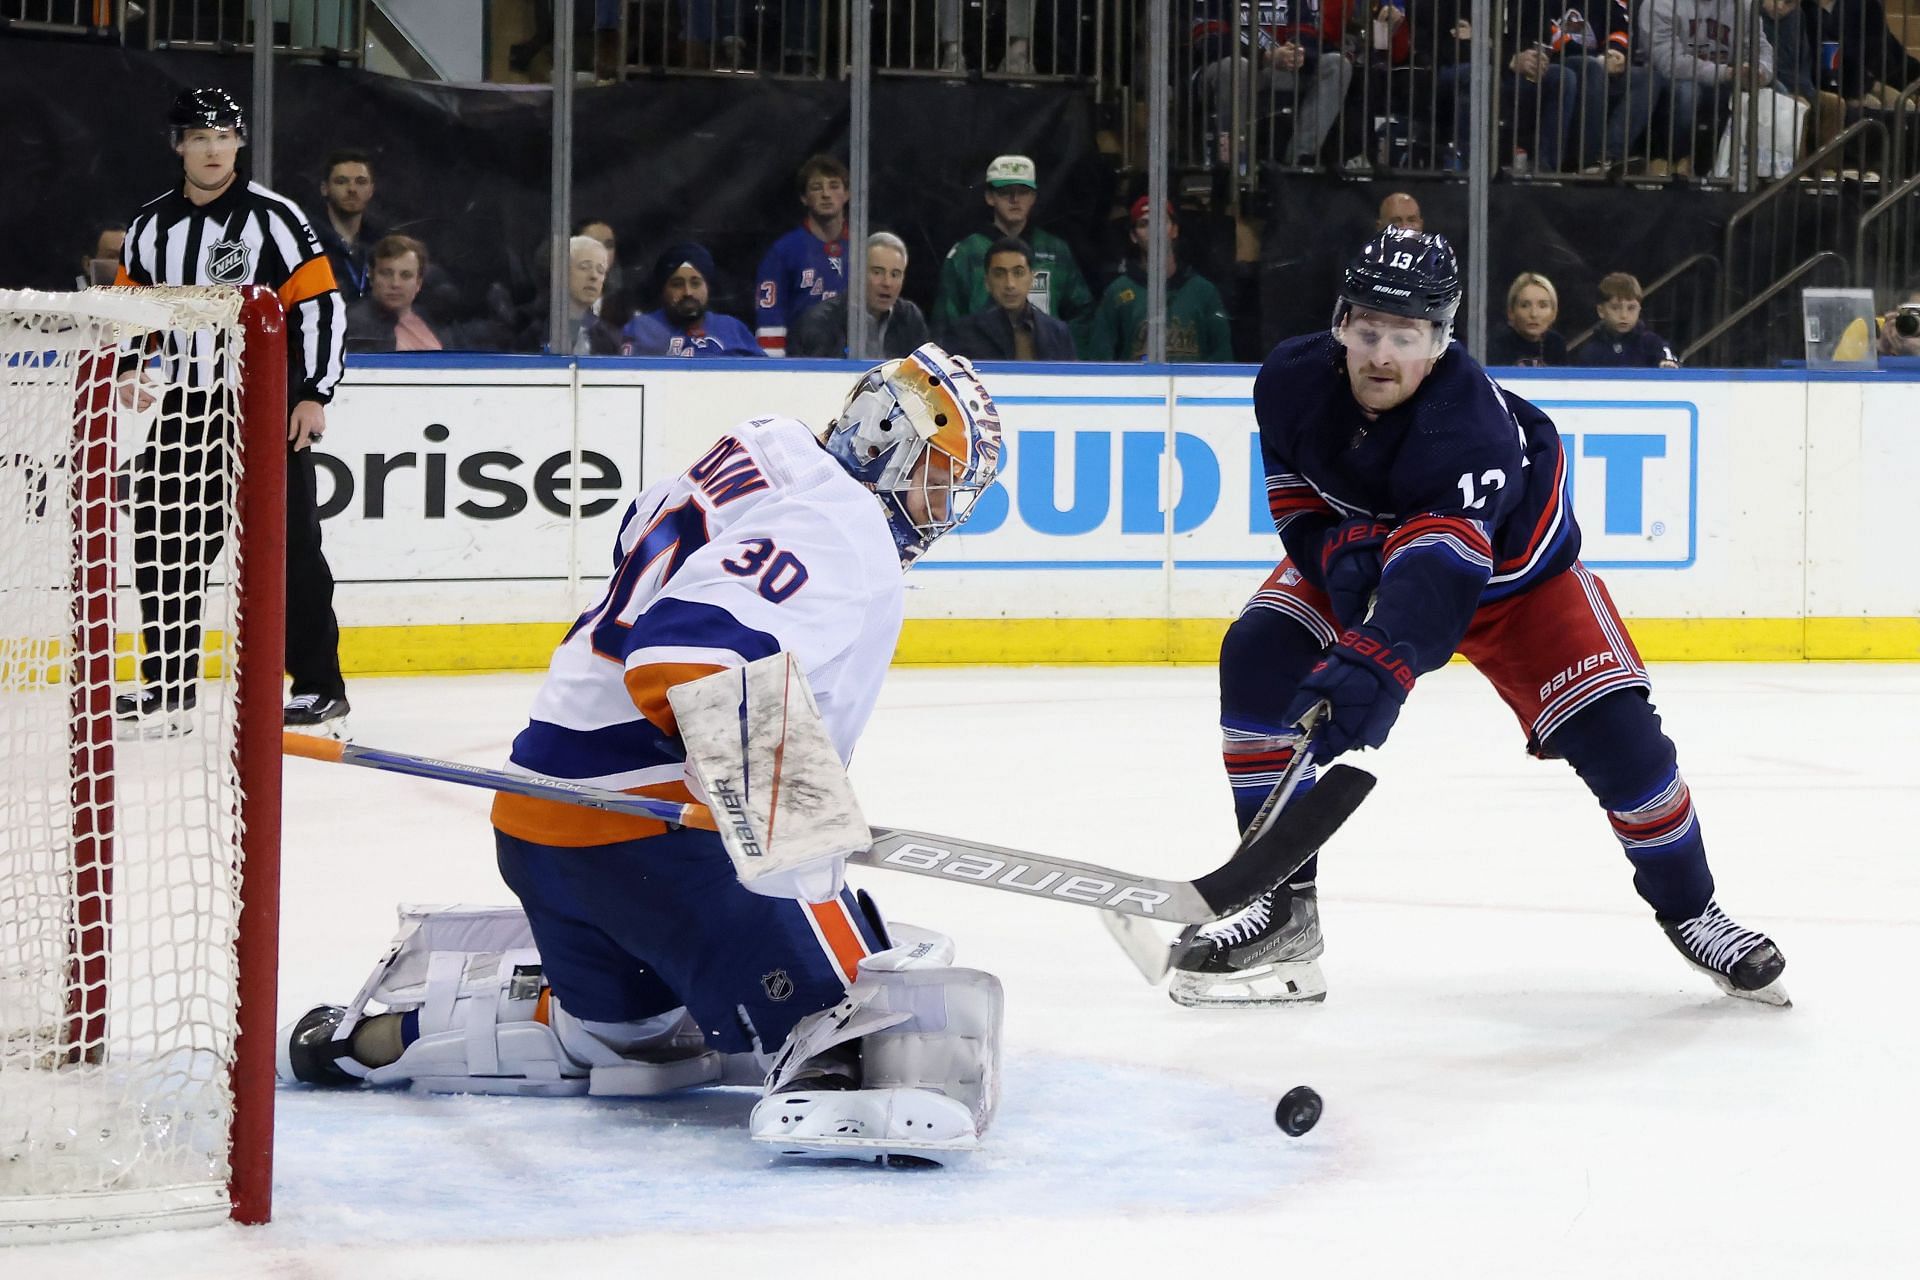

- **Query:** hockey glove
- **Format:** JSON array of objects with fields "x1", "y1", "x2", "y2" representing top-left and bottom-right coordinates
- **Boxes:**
[
  {"x1": 1319, "y1": 518, "x2": 1389, "y2": 628},
  {"x1": 1285, "y1": 626, "x2": 1417, "y2": 757}
]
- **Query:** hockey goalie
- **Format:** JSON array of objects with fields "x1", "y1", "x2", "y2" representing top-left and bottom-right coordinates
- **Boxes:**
[{"x1": 279, "y1": 344, "x2": 1006, "y2": 1165}]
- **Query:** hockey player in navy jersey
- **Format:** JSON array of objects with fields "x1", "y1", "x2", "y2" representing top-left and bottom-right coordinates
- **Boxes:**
[
  {"x1": 278, "y1": 344, "x2": 1010, "y2": 1164},
  {"x1": 1169, "y1": 228, "x2": 1788, "y2": 1008}
]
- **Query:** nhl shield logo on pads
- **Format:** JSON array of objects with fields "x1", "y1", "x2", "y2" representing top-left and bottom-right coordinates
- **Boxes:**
[
  {"x1": 207, "y1": 239, "x2": 252, "y2": 285},
  {"x1": 761, "y1": 970, "x2": 794, "y2": 1002}
]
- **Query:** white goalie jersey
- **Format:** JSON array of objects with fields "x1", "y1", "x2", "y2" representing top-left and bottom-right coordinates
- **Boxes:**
[{"x1": 492, "y1": 415, "x2": 905, "y2": 847}]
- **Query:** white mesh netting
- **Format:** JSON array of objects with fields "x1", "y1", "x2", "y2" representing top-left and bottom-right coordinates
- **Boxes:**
[{"x1": 1, "y1": 287, "x2": 256, "y2": 1237}]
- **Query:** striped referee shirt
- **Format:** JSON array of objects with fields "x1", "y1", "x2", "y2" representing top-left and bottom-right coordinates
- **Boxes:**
[{"x1": 116, "y1": 178, "x2": 346, "y2": 405}]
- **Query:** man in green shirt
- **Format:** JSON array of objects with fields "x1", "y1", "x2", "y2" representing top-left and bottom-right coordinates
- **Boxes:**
[
  {"x1": 1087, "y1": 198, "x2": 1234, "y2": 363},
  {"x1": 933, "y1": 154, "x2": 1093, "y2": 353}
]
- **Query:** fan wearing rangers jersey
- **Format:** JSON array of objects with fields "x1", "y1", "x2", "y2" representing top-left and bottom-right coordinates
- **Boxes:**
[
  {"x1": 752, "y1": 154, "x2": 849, "y2": 356},
  {"x1": 1169, "y1": 228, "x2": 1789, "y2": 1009},
  {"x1": 114, "y1": 87, "x2": 351, "y2": 734},
  {"x1": 278, "y1": 344, "x2": 1011, "y2": 1165}
]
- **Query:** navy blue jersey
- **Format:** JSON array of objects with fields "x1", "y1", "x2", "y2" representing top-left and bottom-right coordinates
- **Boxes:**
[
  {"x1": 1253, "y1": 331, "x2": 1580, "y2": 674},
  {"x1": 1575, "y1": 322, "x2": 1678, "y2": 368},
  {"x1": 753, "y1": 224, "x2": 846, "y2": 356}
]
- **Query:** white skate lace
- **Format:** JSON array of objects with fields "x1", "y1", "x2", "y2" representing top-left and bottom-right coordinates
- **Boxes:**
[
  {"x1": 1677, "y1": 902, "x2": 1766, "y2": 973},
  {"x1": 1198, "y1": 891, "x2": 1273, "y2": 947}
]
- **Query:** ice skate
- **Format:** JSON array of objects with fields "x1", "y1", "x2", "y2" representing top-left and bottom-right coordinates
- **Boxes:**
[
  {"x1": 284, "y1": 692, "x2": 351, "y2": 739},
  {"x1": 114, "y1": 684, "x2": 197, "y2": 739},
  {"x1": 1658, "y1": 899, "x2": 1789, "y2": 1006},
  {"x1": 1168, "y1": 884, "x2": 1326, "y2": 1007},
  {"x1": 275, "y1": 1004, "x2": 363, "y2": 1087}
]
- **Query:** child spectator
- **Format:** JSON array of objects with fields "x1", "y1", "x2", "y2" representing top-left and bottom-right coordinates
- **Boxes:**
[
  {"x1": 623, "y1": 242, "x2": 763, "y2": 357},
  {"x1": 1577, "y1": 273, "x2": 1681, "y2": 367},
  {"x1": 1487, "y1": 271, "x2": 1568, "y2": 366}
]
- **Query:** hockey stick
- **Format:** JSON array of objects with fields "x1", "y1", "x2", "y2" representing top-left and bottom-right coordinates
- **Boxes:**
[
  {"x1": 281, "y1": 733, "x2": 719, "y2": 829},
  {"x1": 283, "y1": 731, "x2": 1374, "y2": 924},
  {"x1": 1100, "y1": 705, "x2": 1335, "y2": 980}
]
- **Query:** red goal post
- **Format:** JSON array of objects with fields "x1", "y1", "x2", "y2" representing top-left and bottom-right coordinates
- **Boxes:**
[{"x1": 0, "y1": 285, "x2": 285, "y2": 1239}]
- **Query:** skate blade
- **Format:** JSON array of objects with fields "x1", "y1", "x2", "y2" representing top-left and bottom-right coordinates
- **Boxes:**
[
  {"x1": 1713, "y1": 973, "x2": 1792, "y2": 1007},
  {"x1": 753, "y1": 1131, "x2": 976, "y2": 1167},
  {"x1": 115, "y1": 714, "x2": 195, "y2": 741},
  {"x1": 1168, "y1": 958, "x2": 1327, "y2": 1008}
]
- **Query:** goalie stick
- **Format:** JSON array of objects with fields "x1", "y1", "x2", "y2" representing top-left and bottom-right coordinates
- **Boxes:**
[{"x1": 283, "y1": 731, "x2": 1374, "y2": 924}]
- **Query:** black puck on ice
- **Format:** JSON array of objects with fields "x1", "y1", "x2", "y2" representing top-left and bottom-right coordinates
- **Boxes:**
[{"x1": 1275, "y1": 1085, "x2": 1322, "y2": 1136}]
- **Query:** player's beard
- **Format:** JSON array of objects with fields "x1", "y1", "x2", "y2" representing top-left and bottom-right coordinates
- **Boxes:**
[{"x1": 668, "y1": 296, "x2": 706, "y2": 325}]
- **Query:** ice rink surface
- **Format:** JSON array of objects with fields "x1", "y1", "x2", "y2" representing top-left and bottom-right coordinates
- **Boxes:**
[{"x1": 17, "y1": 662, "x2": 1919, "y2": 1278}]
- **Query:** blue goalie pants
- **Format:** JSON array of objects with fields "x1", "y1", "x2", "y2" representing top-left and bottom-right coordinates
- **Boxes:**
[{"x1": 494, "y1": 826, "x2": 885, "y2": 1056}]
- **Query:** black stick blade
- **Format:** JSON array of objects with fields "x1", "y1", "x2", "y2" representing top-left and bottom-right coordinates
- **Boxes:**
[{"x1": 1190, "y1": 764, "x2": 1376, "y2": 917}]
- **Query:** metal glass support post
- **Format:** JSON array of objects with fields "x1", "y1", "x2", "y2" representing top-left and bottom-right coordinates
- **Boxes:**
[
  {"x1": 1466, "y1": 0, "x2": 1492, "y2": 361},
  {"x1": 549, "y1": 1, "x2": 577, "y2": 355},
  {"x1": 848, "y1": 0, "x2": 873, "y2": 360},
  {"x1": 251, "y1": 0, "x2": 274, "y2": 186},
  {"x1": 1145, "y1": 0, "x2": 1170, "y2": 364}
]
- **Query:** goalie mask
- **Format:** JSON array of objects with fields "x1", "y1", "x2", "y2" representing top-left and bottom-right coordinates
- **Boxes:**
[
  {"x1": 821, "y1": 342, "x2": 1003, "y2": 567},
  {"x1": 1332, "y1": 227, "x2": 1461, "y2": 358}
]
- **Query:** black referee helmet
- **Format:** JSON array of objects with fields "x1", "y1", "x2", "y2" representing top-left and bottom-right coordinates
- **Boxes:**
[{"x1": 167, "y1": 88, "x2": 248, "y2": 146}]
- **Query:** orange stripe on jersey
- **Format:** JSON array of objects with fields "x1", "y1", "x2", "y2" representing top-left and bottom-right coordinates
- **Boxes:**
[
  {"x1": 490, "y1": 778, "x2": 696, "y2": 848},
  {"x1": 807, "y1": 898, "x2": 870, "y2": 984},
  {"x1": 624, "y1": 660, "x2": 728, "y2": 734},
  {"x1": 280, "y1": 254, "x2": 339, "y2": 307},
  {"x1": 113, "y1": 264, "x2": 139, "y2": 287}
]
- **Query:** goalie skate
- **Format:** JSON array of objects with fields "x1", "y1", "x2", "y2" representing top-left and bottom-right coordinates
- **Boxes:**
[
  {"x1": 750, "y1": 1085, "x2": 983, "y2": 1167},
  {"x1": 749, "y1": 944, "x2": 1001, "y2": 1167},
  {"x1": 1659, "y1": 899, "x2": 1790, "y2": 1007},
  {"x1": 1167, "y1": 885, "x2": 1326, "y2": 1007}
]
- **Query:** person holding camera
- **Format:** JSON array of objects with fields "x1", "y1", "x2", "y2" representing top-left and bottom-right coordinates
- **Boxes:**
[{"x1": 1879, "y1": 297, "x2": 1920, "y2": 358}]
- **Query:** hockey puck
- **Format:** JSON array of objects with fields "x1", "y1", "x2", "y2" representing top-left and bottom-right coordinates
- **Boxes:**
[{"x1": 1275, "y1": 1085, "x2": 1322, "y2": 1136}]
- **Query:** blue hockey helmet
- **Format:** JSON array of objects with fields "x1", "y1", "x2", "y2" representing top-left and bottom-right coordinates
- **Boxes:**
[
  {"x1": 821, "y1": 342, "x2": 1003, "y2": 567},
  {"x1": 1334, "y1": 227, "x2": 1462, "y2": 353},
  {"x1": 167, "y1": 87, "x2": 248, "y2": 146}
]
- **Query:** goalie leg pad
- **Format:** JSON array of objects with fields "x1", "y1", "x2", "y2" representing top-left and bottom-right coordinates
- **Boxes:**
[
  {"x1": 750, "y1": 954, "x2": 1003, "y2": 1164},
  {"x1": 292, "y1": 904, "x2": 741, "y2": 1097},
  {"x1": 364, "y1": 948, "x2": 584, "y2": 1096},
  {"x1": 277, "y1": 905, "x2": 549, "y2": 1088}
]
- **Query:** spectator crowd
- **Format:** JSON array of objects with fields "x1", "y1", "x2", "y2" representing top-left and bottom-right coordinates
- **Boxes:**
[
  {"x1": 275, "y1": 149, "x2": 1245, "y2": 365},
  {"x1": 67, "y1": 0, "x2": 1920, "y2": 368}
]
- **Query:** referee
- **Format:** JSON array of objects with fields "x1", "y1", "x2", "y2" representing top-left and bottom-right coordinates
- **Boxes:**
[{"x1": 115, "y1": 87, "x2": 351, "y2": 734}]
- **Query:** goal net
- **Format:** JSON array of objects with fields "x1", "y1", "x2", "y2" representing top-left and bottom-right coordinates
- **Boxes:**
[{"x1": 0, "y1": 286, "x2": 285, "y2": 1240}]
